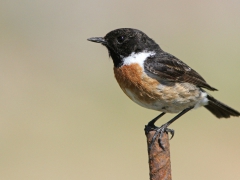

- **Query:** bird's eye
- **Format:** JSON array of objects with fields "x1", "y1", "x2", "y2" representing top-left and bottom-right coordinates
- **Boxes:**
[{"x1": 117, "y1": 36, "x2": 125, "y2": 43}]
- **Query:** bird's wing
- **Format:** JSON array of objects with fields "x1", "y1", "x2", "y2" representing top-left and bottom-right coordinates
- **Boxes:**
[{"x1": 144, "y1": 52, "x2": 217, "y2": 91}]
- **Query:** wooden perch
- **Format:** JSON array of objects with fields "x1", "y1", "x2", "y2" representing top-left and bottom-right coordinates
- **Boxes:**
[{"x1": 145, "y1": 127, "x2": 172, "y2": 180}]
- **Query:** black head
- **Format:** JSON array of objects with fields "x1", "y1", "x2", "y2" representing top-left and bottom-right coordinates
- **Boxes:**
[{"x1": 88, "y1": 28, "x2": 161, "y2": 67}]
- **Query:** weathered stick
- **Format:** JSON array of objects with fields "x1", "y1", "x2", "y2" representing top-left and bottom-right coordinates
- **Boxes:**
[{"x1": 145, "y1": 128, "x2": 172, "y2": 180}]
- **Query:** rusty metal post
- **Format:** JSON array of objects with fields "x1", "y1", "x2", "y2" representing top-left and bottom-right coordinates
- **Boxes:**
[{"x1": 145, "y1": 128, "x2": 172, "y2": 180}]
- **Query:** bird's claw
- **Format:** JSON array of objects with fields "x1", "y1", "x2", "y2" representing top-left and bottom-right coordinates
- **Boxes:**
[
  {"x1": 149, "y1": 124, "x2": 175, "y2": 151},
  {"x1": 165, "y1": 128, "x2": 174, "y2": 140}
]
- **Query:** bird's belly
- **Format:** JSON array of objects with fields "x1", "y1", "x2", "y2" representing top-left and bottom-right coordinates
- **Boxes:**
[
  {"x1": 114, "y1": 64, "x2": 204, "y2": 113},
  {"x1": 123, "y1": 85, "x2": 202, "y2": 113},
  {"x1": 124, "y1": 88, "x2": 170, "y2": 111}
]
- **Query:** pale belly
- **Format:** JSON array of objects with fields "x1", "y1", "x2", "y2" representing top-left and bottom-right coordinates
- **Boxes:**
[{"x1": 123, "y1": 84, "x2": 207, "y2": 113}]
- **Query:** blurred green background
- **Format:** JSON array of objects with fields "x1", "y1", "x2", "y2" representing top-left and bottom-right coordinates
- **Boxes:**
[{"x1": 0, "y1": 0, "x2": 240, "y2": 180}]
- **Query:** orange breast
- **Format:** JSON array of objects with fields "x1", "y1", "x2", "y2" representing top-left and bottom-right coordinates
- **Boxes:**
[{"x1": 114, "y1": 64, "x2": 162, "y2": 104}]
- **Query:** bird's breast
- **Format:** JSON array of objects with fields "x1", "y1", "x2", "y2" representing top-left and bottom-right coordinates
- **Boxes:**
[
  {"x1": 114, "y1": 64, "x2": 160, "y2": 101},
  {"x1": 114, "y1": 64, "x2": 202, "y2": 113}
]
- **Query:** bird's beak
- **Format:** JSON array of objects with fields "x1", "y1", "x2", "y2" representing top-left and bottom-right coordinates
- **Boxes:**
[{"x1": 87, "y1": 37, "x2": 106, "y2": 44}]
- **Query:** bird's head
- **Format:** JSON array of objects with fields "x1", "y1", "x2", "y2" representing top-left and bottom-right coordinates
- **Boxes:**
[{"x1": 88, "y1": 28, "x2": 160, "y2": 67}]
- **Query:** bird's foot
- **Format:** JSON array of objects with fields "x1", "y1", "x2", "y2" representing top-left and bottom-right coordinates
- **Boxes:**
[{"x1": 148, "y1": 124, "x2": 174, "y2": 151}]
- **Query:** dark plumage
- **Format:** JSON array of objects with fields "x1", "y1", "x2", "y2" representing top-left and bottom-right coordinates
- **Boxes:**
[{"x1": 144, "y1": 53, "x2": 218, "y2": 91}]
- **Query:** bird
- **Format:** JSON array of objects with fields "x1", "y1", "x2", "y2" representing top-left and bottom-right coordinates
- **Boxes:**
[{"x1": 87, "y1": 28, "x2": 240, "y2": 149}]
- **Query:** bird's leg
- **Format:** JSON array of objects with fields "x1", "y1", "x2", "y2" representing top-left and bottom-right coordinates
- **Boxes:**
[
  {"x1": 145, "y1": 112, "x2": 166, "y2": 136},
  {"x1": 149, "y1": 106, "x2": 193, "y2": 150},
  {"x1": 147, "y1": 112, "x2": 166, "y2": 128}
]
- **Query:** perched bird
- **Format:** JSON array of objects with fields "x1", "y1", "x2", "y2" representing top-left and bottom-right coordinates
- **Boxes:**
[{"x1": 88, "y1": 28, "x2": 240, "y2": 148}]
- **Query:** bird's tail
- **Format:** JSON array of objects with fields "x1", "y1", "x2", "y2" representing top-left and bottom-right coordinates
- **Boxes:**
[{"x1": 204, "y1": 95, "x2": 240, "y2": 118}]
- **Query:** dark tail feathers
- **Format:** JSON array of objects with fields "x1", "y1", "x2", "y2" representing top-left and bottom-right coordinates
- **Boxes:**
[{"x1": 204, "y1": 95, "x2": 240, "y2": 118}]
